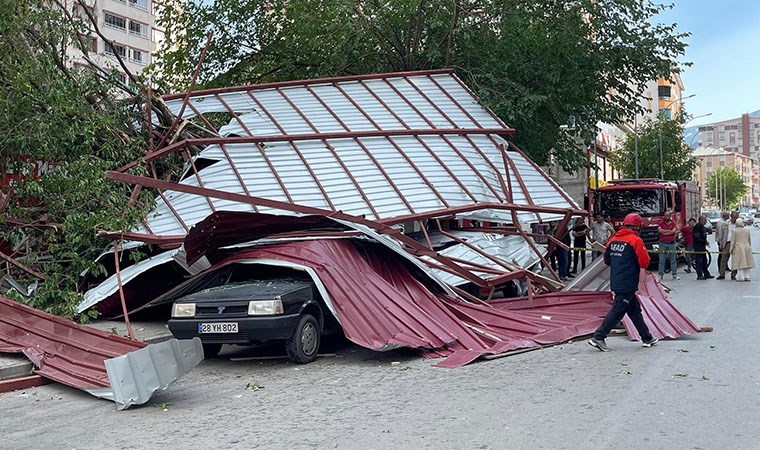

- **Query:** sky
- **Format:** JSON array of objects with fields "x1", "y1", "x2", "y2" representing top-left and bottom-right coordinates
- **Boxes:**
[{"x1": 656, "y1": 0, "x2": 760, "y2": 126}]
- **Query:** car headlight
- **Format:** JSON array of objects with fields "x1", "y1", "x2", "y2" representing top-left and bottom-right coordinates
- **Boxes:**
[
  {"x1": 248, "y1": 299, "x2": 284, "y2": 316},
  {"x1": 172, "y1": 303, "x2": 196, "y2": 318}
]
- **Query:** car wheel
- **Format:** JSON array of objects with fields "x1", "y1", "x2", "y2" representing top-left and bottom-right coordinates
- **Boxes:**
[
  {"x1": 202, "y1": 343, "x2": 223, "y2": 359},
  {"x1": 286, "y1": 314, "x2": 320, "y2": 364}
]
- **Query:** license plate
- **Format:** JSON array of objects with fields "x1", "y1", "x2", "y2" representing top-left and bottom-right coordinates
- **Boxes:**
[{"x1": 198, "y1": 322, "x2": 238, "y2": 334}]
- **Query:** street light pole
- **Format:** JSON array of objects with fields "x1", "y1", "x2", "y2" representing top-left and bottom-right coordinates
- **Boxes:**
[
  {"x1": 658, "y1": 93, "x2": 696, "y2": 179},
  {"x1": 634, "y1": 114, "x2": 639, "y2": 178}
]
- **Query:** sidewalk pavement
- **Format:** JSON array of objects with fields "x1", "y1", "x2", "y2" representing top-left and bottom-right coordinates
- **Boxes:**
[{"x1": 0, "y1": 319, "x2": 173, "y2": 381}]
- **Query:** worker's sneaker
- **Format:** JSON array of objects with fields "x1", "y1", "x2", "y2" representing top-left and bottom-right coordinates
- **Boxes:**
[
  {"x1": 588, "y1": 337, "x2": 610, "y2": 352},
  {"x1": 642, "y1": 337, "x2": 659, "y2": 348}
]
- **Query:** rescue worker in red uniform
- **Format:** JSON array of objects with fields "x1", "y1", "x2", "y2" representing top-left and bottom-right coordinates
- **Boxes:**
[{"x1": 589, "y1": 213, "x2": 659, "y2": 351}]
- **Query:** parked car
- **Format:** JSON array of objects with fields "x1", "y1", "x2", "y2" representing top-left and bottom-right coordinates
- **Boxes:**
[
  {"x1": 705, "y1": 211, "x2": 722, "y2": 229},
  {"x1": 739, "y1": 212, "x2": 754, "y2": 225},
  {"x1": 703, "y1": 219, "x2": 713, "y2": 234},
  {"x1": 168, "y1": 276, "x2": 340, "y2": 363},
  {"x1": 754, "y1": 213, "x2": 760, "y2": 227}
]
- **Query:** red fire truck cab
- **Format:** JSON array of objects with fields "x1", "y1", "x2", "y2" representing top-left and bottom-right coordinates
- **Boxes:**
[{"x1": 590, "y1": 178, "x2": 701, "y2": 250}]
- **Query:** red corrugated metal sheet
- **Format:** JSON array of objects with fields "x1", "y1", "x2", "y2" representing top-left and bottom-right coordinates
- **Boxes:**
[
  {"x1": 215, "y1": 239, "x2": 615, "y2": 367},
  {"x1": 623, "y1": 270, "x2": 701, "y2": 340},
  {"x1": 0, "y1": 296, "x2": 146, "y2": 389}
]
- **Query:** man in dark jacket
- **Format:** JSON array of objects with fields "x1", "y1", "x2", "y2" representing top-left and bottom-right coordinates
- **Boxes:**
[
  {"x1": 589, "y1": 213, "x2": 659, "y2": 351},
  {"x1": 693, "y1": 214, "x2": 714, "y2": 280}
]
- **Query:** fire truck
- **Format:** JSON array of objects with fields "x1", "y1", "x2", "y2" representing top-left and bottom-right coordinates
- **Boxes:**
[{"x1": 589, "y1": 179, "x2": 707, "y2": 265}]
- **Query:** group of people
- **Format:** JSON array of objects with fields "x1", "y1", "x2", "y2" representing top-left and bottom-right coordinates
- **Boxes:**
[
  {"x1": 547, "y1": 214, "x2": 615, "y2": 281},
  {"x1": 662, "y1": 210, "x2": 755, "y2": 282},
  {"x1": 588, "y1": 208, "x2": 755, "y2": 353}
]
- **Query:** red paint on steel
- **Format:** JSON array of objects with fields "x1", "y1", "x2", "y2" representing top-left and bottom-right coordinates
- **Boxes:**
[
  {"x1": 113, "y1": 241, "x2": 137, "y2": 340},
  {"x1": 0, "y1": 374, "x2": 50, "y2": 394},
  {"x1": 116, "y1": 128, "x2": 514, "y2": 171},
  {"x1": 0, "y1": 296, "x2": 146, "y2": 388},
  {"x1": 182, "y1": 148, "x2": 217, "y2": 212},
  {"x1": 398, "y1": 75, "x2": 511, "y2": 198},
  {"x1": 217, "y1": 143, "x2": 258, "y2": 212},
  {"x1": 161, "y1": 69, "x2": 457, "y2": 101},
  {"x1": 186, "y1": 101, "x2": 219, "y2": 133},
  {"x1": 357, "y1": 79, "x2": 479, "y2": 203},
  {"x1": 276, "y1": 87, "x2": 381, "y2": 218},
  {"x1": 508, "y1": 141, "x2": 579, "y2": 208},
  {"x1": 447, "y1": 72, "x2": 512, "y2": 130},
  {"x1": 381, "y1": 78, "x2": 505, "y2": 202},
  {"x1": 154, "y1": 32, "x2": 213, "y2": 149},
  {"x1": 182, "y1": 233, "x2": 640, "y2": 367},
  {"x1": 623, "y1": 270, "x2": 701, "y2": 340},
  {"x1": 308, "y1": 84, "x2": 415, "y2": 214}
]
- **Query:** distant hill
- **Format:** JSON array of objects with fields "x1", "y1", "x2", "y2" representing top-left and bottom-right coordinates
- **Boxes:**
[{"x1": 684, "y1": 109, "x2": 760, "y2": 147}]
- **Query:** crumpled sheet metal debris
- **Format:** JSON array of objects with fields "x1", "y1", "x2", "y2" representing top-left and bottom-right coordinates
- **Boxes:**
[
  {"x1": 89, "y1": 338, "x2": 203, "y2": 410},
  {"x1": 0, "y1": 296, "x2": 201, "y2": 408},
  {"x1": 204, "y1": 238, "x2": 614, "y2": 367},
  {"x1": 623, "y1": 270, "x2": 701, "y2": 340}
]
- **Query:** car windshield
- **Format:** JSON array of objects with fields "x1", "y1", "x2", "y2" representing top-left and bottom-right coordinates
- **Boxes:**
[{"x1": 597, "y1": 188, "x2": 664, "y2": 217}]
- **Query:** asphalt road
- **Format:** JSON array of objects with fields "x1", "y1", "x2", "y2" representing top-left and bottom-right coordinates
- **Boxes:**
[{"x1": 1, "y1": 229, "x2": 759, "y2": 450}]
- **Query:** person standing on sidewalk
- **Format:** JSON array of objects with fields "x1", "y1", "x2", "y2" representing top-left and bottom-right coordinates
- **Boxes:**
[
  {"x1": 657, "y1": 209, "x2": 679, "y2": 280},
  {"x1": 571, "y1": 218, "x2": 589, "y2": 274},
  {"x1": 680, "y1": 218, "x2": 696, "y2": 274},
  {"x1": 693, "y1": 214, "x2": 713, "y2": 280},
  {"x1": 589, "y1": 214, "x2": 614, "y2": 260},
  {"x1": 588, "y1": 213, "x2": 658, "y2": 351},
  {"x1": 730, "y1": 219, "x2": 754, "y2": 281}
]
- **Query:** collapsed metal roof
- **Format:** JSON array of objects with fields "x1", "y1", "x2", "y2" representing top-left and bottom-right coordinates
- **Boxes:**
[
  {"x1": 82, "y1": 70, "x2": 588, "y2": 315},
  {"x1": 113, "y1": 69, "x2": 581, "y2": 239}
]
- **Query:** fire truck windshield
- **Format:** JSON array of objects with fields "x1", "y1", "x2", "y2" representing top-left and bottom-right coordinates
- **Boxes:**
[{"x1": 597, "y1": 188, "x2": 665, "y2": 217}]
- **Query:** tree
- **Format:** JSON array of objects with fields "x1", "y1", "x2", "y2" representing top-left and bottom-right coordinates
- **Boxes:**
[
  {"x1": 0, "y1": 0, "x2": 152, "y2": 316},
  {"x1": 610, "y1": 111, "x2": 698, "y2": 180},
  {"x1": 706, "y1": 167, "x2": 747, "y2": 210},
  {"x1": 149, "y1": 0, "x2": 690, "y2": 170}
]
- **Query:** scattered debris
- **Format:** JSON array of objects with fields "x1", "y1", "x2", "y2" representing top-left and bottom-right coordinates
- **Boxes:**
[
  {"x1": 244, "y1": 383, "x2": 264, "y2": 391},
  {"x1": 0, "y1": 296, "x2": 202, "y2": 409}
]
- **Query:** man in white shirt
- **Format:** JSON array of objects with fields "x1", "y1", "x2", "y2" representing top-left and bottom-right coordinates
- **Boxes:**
[{"x1": 589, "y1": 213, "x2": 614, "y2": 260}]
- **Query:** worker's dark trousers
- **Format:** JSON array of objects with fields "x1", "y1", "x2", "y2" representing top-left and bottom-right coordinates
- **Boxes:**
[{"x1": 593, "y1": 292, "x2": 653, "y2": 342}]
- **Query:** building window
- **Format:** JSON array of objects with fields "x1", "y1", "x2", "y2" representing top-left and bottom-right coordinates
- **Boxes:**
[
  {"x1": 152, "y1": 28, "x2": 164, "y2": 44},
  {"x1": 129, "y1": 0, "x2": 149, "y2": 10},
  {"x1": 707, "y1": 167, "x2": 713, "y2": 173},
  {"x1": 105, "y1": 42, "x2": 127, "y2": 59},
  {"x1": 659, "y1": 108, "x2": 672, "y2": 120},
  {"x1": 104, "y1": 12, "x2": 126, "y2": 31},
  {"x1": 130, "y1": 48, "x2": 148, "y2": 65},
  {"x1": 129, "y1": 21, "x2": 149, "y2": 37},
  {"x1": 658, "y1": 85, "x2": 671, "y2": 99},
  {"x1": 719, "y1": 132, "x2": 725, "y2": 141},
  {"x1": 730, "y1": 132, "x2": 736, "y2": 145},
  {"x1": 114, "y1": 71, "x2": 126, "y2": 84}
]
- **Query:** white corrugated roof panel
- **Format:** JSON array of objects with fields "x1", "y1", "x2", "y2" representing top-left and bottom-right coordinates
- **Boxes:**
[{"x1": 135, "y1": 71, "x2": 579, "y2": 237}]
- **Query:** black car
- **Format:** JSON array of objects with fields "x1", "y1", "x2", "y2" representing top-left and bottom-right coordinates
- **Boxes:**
[{"x1": 168, "y1": 278, "x2": 339, "y2": 363}]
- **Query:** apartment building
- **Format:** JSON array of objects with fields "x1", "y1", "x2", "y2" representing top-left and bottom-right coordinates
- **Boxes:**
[
  {"x1": 692, "y1": 112, "x2": 760, "y2": 159},
  {"x1": 69, "y1": 0, "x2": 164, "y2": 83},
  {"x1": 692, "y1": 146, "x2": 759, "y2": 209}
]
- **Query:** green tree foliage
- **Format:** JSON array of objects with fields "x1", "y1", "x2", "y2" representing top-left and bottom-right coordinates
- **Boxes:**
[
  {"x1": 706, "y1": 167, "x2": 747, "y2": 210},
  {"x1": 610, "y1": 111, "x2": 698, "y2": 180},
  {"x1": 0, "y1": 0, "x2": 150, "y2": 316},
  {"x1": 149, "y1": 0, "x2": 689, "y2": 170}
]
